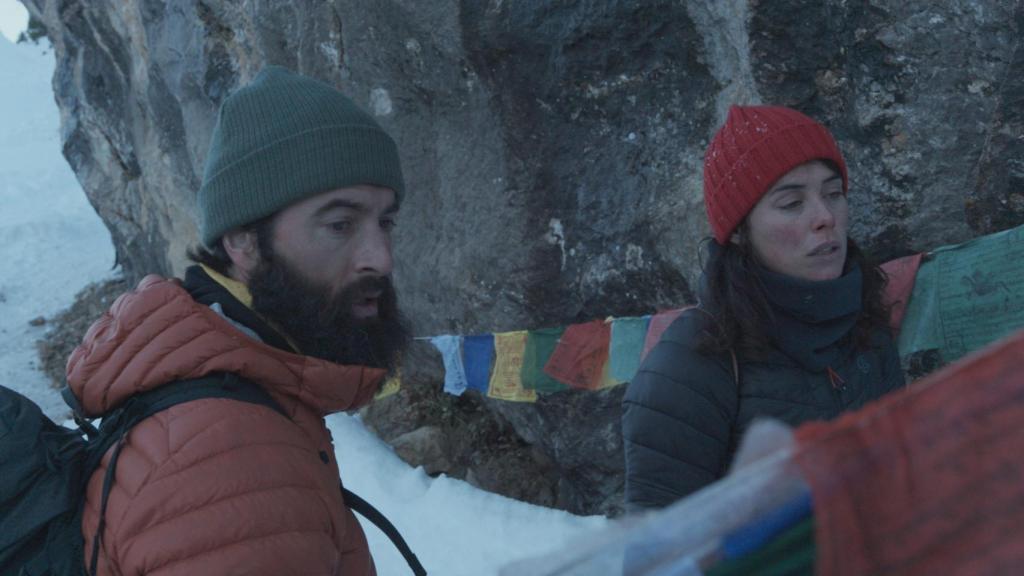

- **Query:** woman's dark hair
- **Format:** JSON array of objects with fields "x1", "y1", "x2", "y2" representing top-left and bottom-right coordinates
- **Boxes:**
[
  {"x1": 186, "y1": 215, "x2": 277, "y2": 275},
  {"x1": 696, "y1": 233, "x2": 891, "y2": 359}
]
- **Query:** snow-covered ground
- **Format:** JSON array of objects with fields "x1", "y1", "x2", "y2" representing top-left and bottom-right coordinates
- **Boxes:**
[
  {"x1": 333, "y1": 413, "x2": 609, "y2": 575},
  {"x1": 0, "y1": 33, "x2": 608, "y2": 576},
  {"x1": 0, "y1": 35, "x2": 117, "y2": 418}
]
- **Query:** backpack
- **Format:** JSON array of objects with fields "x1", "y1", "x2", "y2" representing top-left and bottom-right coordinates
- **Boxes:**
[{"x1": 0, "y1": 374, "x2": 426, "y2": 576}]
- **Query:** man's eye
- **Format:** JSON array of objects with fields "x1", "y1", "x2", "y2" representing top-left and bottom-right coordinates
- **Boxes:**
[
  {"x1": 380, "y1": 217, "x2": 397, "y2": 231},
  {"x1": 826, "y1": 189, "x2": 845, "y2": 200},
  {"x1": 329, "y1": 221, "x2": 352, "y2": 232}
]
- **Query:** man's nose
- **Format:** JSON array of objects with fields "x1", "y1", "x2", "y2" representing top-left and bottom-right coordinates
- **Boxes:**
[{"x1": 355, "y1": 225, "x2": 393, "y2": 276}]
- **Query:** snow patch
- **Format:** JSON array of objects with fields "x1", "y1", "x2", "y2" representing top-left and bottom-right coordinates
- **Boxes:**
[
  {"x1": 545, "y1": 218, "x2": 567, "y2": 270},
  {"x1": 371, "y1": 87, "x2": 393, "y2": 116}
]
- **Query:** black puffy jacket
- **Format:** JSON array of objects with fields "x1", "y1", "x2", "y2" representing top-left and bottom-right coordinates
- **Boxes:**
[{"x1": 622, "y1": 265, "x2": 905, "y2": 511}]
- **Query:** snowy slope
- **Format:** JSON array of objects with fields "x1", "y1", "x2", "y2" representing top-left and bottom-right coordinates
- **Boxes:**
[
  {"x1": 0, "y1": 33, "x2": 609, "y2": 575},
  {"x1": 331, "y1": 412, "x2": 608, "y2": 575},
  {"x1": 0, "y1": 34, "x2": 116, "y2": 420}
]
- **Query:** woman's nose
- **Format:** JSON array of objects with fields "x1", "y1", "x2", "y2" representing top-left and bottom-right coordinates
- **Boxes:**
[{"x1": 809, "y1": 196, "x2": 836, "y2": 230}]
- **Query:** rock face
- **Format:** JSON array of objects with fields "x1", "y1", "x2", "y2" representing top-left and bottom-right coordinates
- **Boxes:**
[
  {"x1": 391, "y1": 425, "x2": 452, "y2": 476},
  {"x1": 24, "y1": 0, "x2": 1024, "y2": 516}
]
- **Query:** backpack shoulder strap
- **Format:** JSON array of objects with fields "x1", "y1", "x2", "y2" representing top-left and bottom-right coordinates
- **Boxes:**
[
  {"x1": 342, "y1": 487, "x2": 427, "y2": 576},
  {"x1": 81, "y1": 373, "x2": 286, "y2": 473},
  {"x1": 116, "y1": 372, "x2": 286, "y2": 423},
  {"x1": 81, "y1": 375, "x2": 426, "y2": 576},
  {"x1": 83, "y1": 373, "x2": 286, "y2": 576}
]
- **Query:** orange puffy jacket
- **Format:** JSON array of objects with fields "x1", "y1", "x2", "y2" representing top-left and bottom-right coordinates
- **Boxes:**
[{"x1": 66, "y1": 275, "x2": 387, "y2": 575}]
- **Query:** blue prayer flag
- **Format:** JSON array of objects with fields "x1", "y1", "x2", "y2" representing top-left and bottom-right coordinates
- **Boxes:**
[{"x1": 462, "y1": 334, "x2": 495, "y2": 393}]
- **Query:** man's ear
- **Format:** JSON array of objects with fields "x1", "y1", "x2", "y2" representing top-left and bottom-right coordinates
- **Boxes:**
[{"x1": 222, "y1": 228, "x2": 260, "y2": 283}]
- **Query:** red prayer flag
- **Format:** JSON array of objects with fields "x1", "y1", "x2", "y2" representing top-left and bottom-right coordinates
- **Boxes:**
[
  {"x1": 640, "y1": 307, "x2": 691, "y2": 360},
  {"x1": 880, "y1": 253, "x2": 923, "y2": 334},
  {"x1": 795, "y1": 327, "x2": 1024, "y2": 576},
  {"x1": 543, "y1": 320, "x2": 611, "y2": 390}
]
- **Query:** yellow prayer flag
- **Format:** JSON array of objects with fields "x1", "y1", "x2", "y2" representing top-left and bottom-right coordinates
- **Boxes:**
[
  {"x1": 375, "y1": 369, "x2": 402, "y2": 400},
  {"x1": 487, "y1": 331, "x2": 537, "y2": 402},
  {"x1": 598, "y1": 357, "x2": 623, "y2": 390}
]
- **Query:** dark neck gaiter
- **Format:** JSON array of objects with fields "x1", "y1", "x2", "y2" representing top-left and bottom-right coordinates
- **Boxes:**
[{"x1": 753, "y1": 260, "x2": 863, "y2": 372}]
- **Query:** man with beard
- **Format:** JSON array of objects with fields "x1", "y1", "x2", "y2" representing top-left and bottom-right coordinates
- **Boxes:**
[{"x1": 64, "y1": 66, "x2": 410, "y2": 576}]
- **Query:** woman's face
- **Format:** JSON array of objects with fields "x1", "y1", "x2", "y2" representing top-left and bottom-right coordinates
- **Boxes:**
[{"x1": 742, "y1": 160, "x2": 848, "y2": 282}]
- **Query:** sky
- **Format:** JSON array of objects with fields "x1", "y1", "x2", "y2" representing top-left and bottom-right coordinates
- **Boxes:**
[
  {"x1": 0, "y1": 0, "x2": 27, "y2": 43},
  {"x1": 0, "y1": 30, "x2": 612, "y2": 576}
]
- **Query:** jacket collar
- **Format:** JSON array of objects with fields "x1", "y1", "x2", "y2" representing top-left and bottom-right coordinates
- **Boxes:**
[
  {"x1": 66, "y1": 274, "x2": 387, "y2": 417},
  {"x1": 754, "y1": 260, "x2": 862, "y2": 371},
  {"x1": 185, "y1": 265, "x2": 301, "y2": 353},
  {"x1": 199, "y1": 264, "x2": 253, "y2": 307}
]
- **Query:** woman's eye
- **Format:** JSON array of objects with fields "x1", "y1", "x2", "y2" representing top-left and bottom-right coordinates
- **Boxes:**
[
  {"x1": 780, "y1": 200, "x2": 802, "y2": 210},
  {"x1": 380, "y1": 217, "x2": 397, "y2": 231},
  {"x1": 328, "y1": 221, "x2": 352, "y2": 232}
]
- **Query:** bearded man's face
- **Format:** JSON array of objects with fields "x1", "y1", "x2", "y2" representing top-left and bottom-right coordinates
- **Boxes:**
[
  {"x1": 247, "y1": 186, "x2": 409, "y2": 370},
  {"x1": 248, "y1": 253, "x2": 409, "y2": 369}
]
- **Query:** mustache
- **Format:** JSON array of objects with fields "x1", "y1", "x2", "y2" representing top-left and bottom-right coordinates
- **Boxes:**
[
  {"x1": 321, "y1": 276, "x2": 396, "y2": 321},
  {"x1": 344, "y1": 275, "x2": 392, "y2": 297},
  {"x1": 248, "y1": 257, "x2": 409, "y2": 369}
]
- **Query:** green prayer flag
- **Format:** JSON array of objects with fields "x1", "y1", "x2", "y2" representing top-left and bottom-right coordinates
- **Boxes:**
[
  {"x1": 609, "y1": 316, "x2": 650, "y2": 382},
  {"x1": 899, "y1": 224, "x2": 1024, "y2": 363},
  {"x1": 705, "y1": 517, "x2": 815, "y2": 576},
  {"x1": 521, "y1": 327, "x2": 568, "y2": 393}
]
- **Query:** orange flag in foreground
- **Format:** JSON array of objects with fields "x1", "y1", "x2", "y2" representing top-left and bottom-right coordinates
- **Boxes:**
[
  {"x1": 795, "y1": 327, "x2": 1024, "y2": 576},
  {"x1": 880, "y1": 252, "x2": 923, "y2": 334}
]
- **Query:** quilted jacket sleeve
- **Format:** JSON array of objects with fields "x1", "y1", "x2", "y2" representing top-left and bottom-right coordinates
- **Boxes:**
[
  {"x1": 83, "y1": 398, "x2": 354, "y2": 576},
  {"x1": 882, "y1": 329, "x2": 907, "y2": 391},
  {"x1": 622, "y1": 312, "x2": 739, "y2": 512}
]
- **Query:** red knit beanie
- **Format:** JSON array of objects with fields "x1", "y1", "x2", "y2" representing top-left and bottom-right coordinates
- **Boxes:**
[{"x1": 702, "y1": 105, "x2": 848, "y2": 244}]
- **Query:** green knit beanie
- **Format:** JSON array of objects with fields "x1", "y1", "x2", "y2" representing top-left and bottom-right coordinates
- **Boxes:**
[{"x1": 197, "y1": 65, "x2": 405, "y2": 246}]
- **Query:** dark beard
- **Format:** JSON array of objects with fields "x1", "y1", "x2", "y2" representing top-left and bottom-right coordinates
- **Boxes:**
[{"x1": 247, "y1": 253, "x2": 410, "y2": 371}]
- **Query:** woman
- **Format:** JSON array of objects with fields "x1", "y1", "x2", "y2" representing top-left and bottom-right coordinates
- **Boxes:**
[{"x1": 622, "y1": 105, "x2": 905, "y2": 511}]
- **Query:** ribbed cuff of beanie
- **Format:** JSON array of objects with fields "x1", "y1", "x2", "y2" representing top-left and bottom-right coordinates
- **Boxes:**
[
  {"x1": 707, "y1": 121, "x2": 844, "y2": 244},
  {"x1": 199, "y1": 124, "x2": 404, "y2": 246}
]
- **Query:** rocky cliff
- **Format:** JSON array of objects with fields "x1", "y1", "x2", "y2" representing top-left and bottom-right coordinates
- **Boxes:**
[{"x1": 24, "y1": 0, "x2": 1024, "y2": 516}]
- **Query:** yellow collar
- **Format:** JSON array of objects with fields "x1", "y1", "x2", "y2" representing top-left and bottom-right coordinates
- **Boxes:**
[
  {"x1": 200, "y1": 264, "x2": 254, "y2": 307},
  {"x1": 200, "y1": 264, "x2": 301, "y2": 353}
]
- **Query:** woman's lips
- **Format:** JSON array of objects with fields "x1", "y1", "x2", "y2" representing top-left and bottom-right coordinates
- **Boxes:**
[{"x1": 808, "y1": 241, "x2": 840, "y2": 257}]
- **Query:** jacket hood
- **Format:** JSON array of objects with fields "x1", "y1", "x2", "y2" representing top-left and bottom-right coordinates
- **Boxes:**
[{"x1": 66, "y1": 275, "x2": 387, "y2": 418}]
